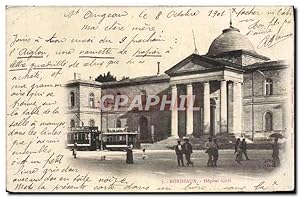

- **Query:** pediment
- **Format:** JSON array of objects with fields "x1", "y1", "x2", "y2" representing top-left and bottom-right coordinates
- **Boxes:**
[
  {"x1": 176, "y1": 61, "x2": 210, "y2": 73},
  {"x1": 165, "y1": 54, "x2": 225, "y2": 76}
]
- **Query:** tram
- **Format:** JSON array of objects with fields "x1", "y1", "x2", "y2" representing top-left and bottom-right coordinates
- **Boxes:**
[
  {"x1": 66, "y1": 126, "x2": 139, "y2": 151},
  {"x1": 66, "y1": 126, "x2": 99, "y2": 151},
  {"x1": 103, "y1": 128, "x2": 139, "y2": 150}
]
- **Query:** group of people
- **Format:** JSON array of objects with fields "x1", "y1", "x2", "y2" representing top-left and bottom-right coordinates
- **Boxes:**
[
  {"x1": 175, "y1": 137, "x2": 281, "y2": 168},
  {"x1": 204, "y1": 137, "x2": 219, "y2": 167},
  {"x1": 234, "y1": 138, "x2": 250, "y2": 164},
  {"x1": 71, "y1": 136, "x2": 280, "y2": 168},
  {"x1": 175, "y1": 138, "x2": 194, "y2": 167},
  {"x1": 175, "y1": 137, "x2": 220, "y2": 167}
]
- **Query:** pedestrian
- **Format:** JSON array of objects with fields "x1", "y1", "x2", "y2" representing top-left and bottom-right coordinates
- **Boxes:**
[
  {"x1": 183, "y1": 137, "x2": 194, "y2": 167},
  {"x1": 272, "y1": 138, "x2": 280, "y2": 167},
  {"x1": 205, "y1": 137, "x2": 215, "y2": 167},
  {"x1": 240, "y1": 138, "x2": 250, "y2": 160},
  {"x1": 72, "y1": 142, "x2": 77, "y2": 159},
  {"x1": 234, "y1": 138, "x2": 241, "y2": 161},
  {"x1": 212, "y1": 138, "x2": 219, "y2": 167},
  {"x1": 142, "y1": 149, "x2": 146, "y2": 160},
  {"x1": 175, "y1": 140, "x2": 184, "y2": 167},
  {"x1": 126, "y1": 144, "x2": 134, "y2": 164},
  {"x1": 235, "y1": 141, "x2": 243, "y2": 164}
]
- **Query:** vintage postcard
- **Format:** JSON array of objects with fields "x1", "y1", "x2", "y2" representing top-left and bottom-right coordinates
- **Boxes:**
[{"x1": 6, "y1": 6, "x2": 295, "y2": 192}]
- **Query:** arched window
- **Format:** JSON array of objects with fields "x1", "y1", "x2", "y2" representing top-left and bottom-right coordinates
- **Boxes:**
[
  {"x1": 141, "y1": 89, "x2": 147, "y2": 107},
  {"x1": 70, "y1": 119, "x2": 75, "y2": 128},
  {"x1": 264, "y1": 112, "x2": 273, "y2": 131},
  {"x1": 89, "y1": 93, "x2": 95, "y2": 107},
  {"x1": 116, "y1": 92, "x2": 122, "y2": 108},
  {"x1": 70, "y1": 92, "x2": 75, "y2": 107},
  {"x1": 89, "y1": 119, "x2": 95, "y2": 127},
  {"x1": 265, "y1": 78, "x2": 273, "y2": 96},
  {"x1": 116, "y1": 119, "x2": 121, "y2": 128}
]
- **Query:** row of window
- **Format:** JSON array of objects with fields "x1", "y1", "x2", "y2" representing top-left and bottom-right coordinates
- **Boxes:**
[
  {"x1": 69, "y1": 78, "x2": 273, "y2": 108},
  {"x1": 70, "y1": 119, "x2": 122, "y2": 128},
  {"x1": 69, "y1": 112, "x2": 272, "y2": 131},
  {"x1": 70, "y1": 119, "x2": 95, "y2": 128},
  {"x1": 68, "y1": 133, "x2": 89, "y2": 141},
  {"x1": 70, "y1": 92, "x2": 95, "y2": 107}
]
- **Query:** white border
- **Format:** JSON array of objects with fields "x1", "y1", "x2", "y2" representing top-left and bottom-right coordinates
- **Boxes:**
[{"x1": 1, "y1": 0, "x2": 299, "y2": 197}]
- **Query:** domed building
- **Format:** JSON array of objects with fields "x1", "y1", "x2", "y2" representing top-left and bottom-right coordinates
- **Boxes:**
[
  {"x1": 205, "y1": 25, "x2": 270, "y2": 66},
  {"x1": 65, "y1": 24, "x2": 289, "y2": 149},
  {"x1": 207, "y1": 26, "x2": 256, "y2": 56}
]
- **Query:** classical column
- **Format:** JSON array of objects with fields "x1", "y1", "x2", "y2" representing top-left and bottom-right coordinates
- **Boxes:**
[
  {"x1": 171, "y1": 85, "x2": 178, "y2": 137},
  {"x1": 233, "y1": 82, "x2": 242, "y2": 135},
  {"x1": 220, "y1": 80, "x2": 228, "y2": 133},
  {"x1": 186, "y1": 83, "x2": 193, "y2": 136},
  {"x1": 203, "y1": 81, "x2": 210, "y2": 134}
]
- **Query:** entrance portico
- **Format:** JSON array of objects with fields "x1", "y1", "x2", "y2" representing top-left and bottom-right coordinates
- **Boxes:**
[{"x1": 165, "y1": 54, "x2": 243, "y2": 138}]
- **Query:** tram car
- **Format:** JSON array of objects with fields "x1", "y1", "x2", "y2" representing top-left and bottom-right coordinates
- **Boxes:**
[
  {"x1": 66, "y1": 126, "x2": 140, "y2": 151},
  {"x1": 66, "y1": 126, "x2": 99, "y2": 151},
  {"x1": 103, "y1": 127, "x2": 139, "y2": 150}
]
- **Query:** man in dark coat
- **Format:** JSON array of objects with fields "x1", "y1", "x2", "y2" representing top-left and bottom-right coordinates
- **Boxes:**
[
  {"x1": 175, "y1": 140, "x2": 184, "y2": 167},
  {"x1": 240, "y1": 138, "x2": 250, "y2": 160},
  {"x1": 72, "y1": 142, "x2": 77, "y2": 159},
  {"x1": 183, "y1": 138, "x2": 194, "y2": 166},
  {"x1": 126, "y1": 144, "x2": 134, "y2": 164},
  {"x1": 205, "y1": 137, "x2": 215, "y2": 167},
  {"x1": 212, "y1": 138, "x2": 219, "y2": 167}
]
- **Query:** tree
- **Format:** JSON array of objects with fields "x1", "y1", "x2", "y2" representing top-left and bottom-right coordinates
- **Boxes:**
[
  {"x1": 121, "y1": 76, "x2": 129, "y2": 81},
  {"x1": 95, "y1": 72, "x2": 117, "y2": 82}
]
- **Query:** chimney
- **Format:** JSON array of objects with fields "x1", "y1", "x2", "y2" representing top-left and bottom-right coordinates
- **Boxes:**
[
  {"x1": 157, "y1": 62, "x2": 160, "y2": 75},
  {"x1": 74, "y1": 73, "x2": 81, "y2": 80}
]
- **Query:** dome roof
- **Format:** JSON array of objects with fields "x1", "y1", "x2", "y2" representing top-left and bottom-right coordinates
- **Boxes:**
[{"x1": 207, "y1": 26, "x2": 255, "y2": 56}]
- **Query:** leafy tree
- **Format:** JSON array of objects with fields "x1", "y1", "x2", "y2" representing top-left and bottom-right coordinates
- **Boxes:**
[{"x1": 95, "y1": 71, "x2": 117, "y2": 82}]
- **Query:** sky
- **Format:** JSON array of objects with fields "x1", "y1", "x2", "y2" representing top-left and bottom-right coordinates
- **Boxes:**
[{"x1": 6, "y1": 6, "x2": 294, "y2": 81}]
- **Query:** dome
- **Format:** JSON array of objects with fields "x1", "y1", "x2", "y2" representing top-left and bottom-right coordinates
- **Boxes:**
[{"x1": 207, "y1": 26, "x2": 255, "y2": 56}]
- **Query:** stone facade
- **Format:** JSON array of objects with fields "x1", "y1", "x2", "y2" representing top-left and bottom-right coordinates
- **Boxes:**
[
  {"x1": 65, "y1": 80, "x2": 102, "y2": 130},
  {"x1": 65, "y1": 25, "x2": 290, "y2": 143}
]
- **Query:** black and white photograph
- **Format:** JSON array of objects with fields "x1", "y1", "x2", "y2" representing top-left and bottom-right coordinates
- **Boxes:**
[{"x1": 5, "y1": 5, "x2": 295, "y2": 193}]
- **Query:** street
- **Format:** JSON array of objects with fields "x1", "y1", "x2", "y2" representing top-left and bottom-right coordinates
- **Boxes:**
[{"x1": 68, "y1": 149, "x2": 277, "y2": 177}]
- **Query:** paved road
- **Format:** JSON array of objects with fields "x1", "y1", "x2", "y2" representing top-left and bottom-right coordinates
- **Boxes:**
[{"x1": 68, "y1": 149, "x2": 277, "y2": 177}]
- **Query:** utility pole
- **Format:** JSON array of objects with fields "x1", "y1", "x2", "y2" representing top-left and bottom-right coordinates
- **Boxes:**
[
  {"x1": 100, "y1": 108, "x2": 103, "y2": 151},
  {"x1": 251, "y1": 71, "x2": 255, "y2": 141}
]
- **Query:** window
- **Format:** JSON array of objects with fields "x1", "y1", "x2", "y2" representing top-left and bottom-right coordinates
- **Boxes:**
[
  {"x1": 116, "y1": 92, "x2": 123, "y2": 109},
  {"x1": 89, "y1": 119, "x2": 95, "y2": 127},
  {"x1": 70, "y1": 92, "x2": 75, "y2": 107},
  {"x1": 116, "y1": 119, "x2": 121, "y2": 128},
  {"x1": 89, "y1": 93, "x2": 95, "y2": 107},
  {"x1": 141, "y1": 89, "x2": 147, "y2": 107},
  {"x1": 265, "y1": 78, "x2": 273, "y2": 96},
  {"x1": 264, "y1": 112, "x2": 273, "y2": 131},
  {"x1": 70, "y1": 119, "x2": 75, "y2": 128}
]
